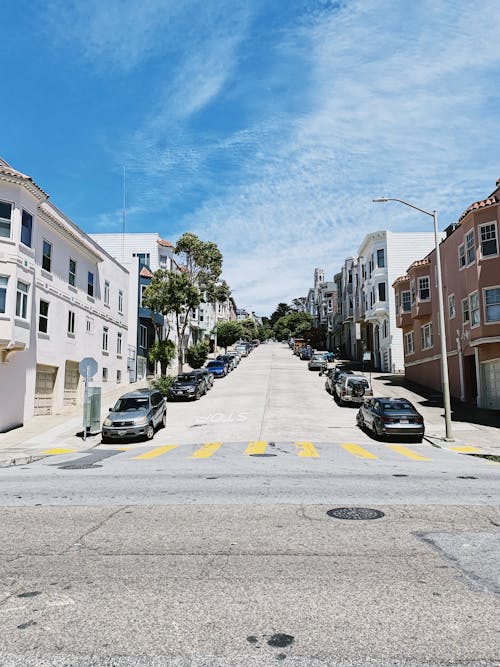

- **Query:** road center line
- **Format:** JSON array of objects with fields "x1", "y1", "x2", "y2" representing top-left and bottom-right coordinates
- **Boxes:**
[
  {"x1": 341, "y1": 443, "x2": 378, "y2": 459},
  {"x1": 133, "y1": 445, "x2": 178, "y2": 460}
]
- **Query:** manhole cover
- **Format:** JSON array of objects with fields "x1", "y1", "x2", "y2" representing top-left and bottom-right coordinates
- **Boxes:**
[
  {"x1": 327, "y1": 507, "x2": 385, "y2": 520},
  {"x1": 59, "y1": 464, "x2": 102, "y2": 470}
]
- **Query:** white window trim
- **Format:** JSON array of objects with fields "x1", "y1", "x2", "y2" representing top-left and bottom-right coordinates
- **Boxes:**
[
  {"x1": 462, "y1": 297, "x2": 470, "y2": 325},
  {"x1": 20, "y1": 208, "x2": 34, "y2": 248},
  {"x1": 38, "y1": 299, "x2": 49, "y2": 334},
  {"x1": 69, "y1": 258, "x2": 77, "y2": 287},
  {"x1": 117, "y1": 331, "x2": 123, "y2": 356},
  {"x1": 118, "y1": 290, "x2": 124, "y2": 314},
  {"x1": 421, "y1": 322, "x2": 433, "y2": 350},
  {"x1": 67, "y1": 309, "x2": 76, "y2": 335},
  {"x1": 102, "y1": 326, "x2": 109, "y2": 352},
  {"x1": 482, "y1": 285, "x2": 500, "y2": 324},
  {"x1": 448, "y1": 293, "x2": 456, "y2": 319},
  {"x1": 458, "y1": 243, "x2": 466, "y2": 270},
  {"x1": 417, "y1": 276, "x2": 431, "y2": 302},
  {"x1": 478, "y1": 221, "x2": 499, "y2": 260},
  {"x1": 0, "y1": 199, "x2": 14, "y2": 241},
  {"x1": 465, "y1": 229, "x2": 476, "y2": 266},
  {"x1": 0, "y1": 275, "x2": 9, "y2": 315},
  {"x1": 404, "y1": 330, "x2": 415, "y2": 356},
  {"x1": 15, "y1": 281, "x2": 30, "y2": 320},
  {"x1": 469, "y1": 291, "x2": 480, "y2": 329},
  {"x1": 42, "y1": 239, "x2": 53, "y2": 273},
  {"x1": 104, "y1": 280, "x2": 110, "y2": 307}
]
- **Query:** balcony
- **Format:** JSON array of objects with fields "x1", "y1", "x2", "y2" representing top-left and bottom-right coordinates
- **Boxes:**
[
  {"x1": 396, "y1": 309, "x2": 412, "y2": 328},
  {"x1": 411, "y1": 299, "x2": 432, "y2": 320}
]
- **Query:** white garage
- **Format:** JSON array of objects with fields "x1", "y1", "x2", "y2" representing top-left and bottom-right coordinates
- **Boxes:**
[
  {"x1": 34, "y1": 364, "x2": 58, "y2": 415},
  {"x1": 481, "y1": 359, "x2": 500, "y2": 410}
]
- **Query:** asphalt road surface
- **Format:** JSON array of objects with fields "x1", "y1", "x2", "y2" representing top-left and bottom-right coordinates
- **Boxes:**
[{"x1": 1, "y1": 344, "x2": 499, "y2": 666}]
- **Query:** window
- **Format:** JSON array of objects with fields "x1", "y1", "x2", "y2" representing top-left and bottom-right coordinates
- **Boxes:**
[
  {"x1": 87, "y1": 271, "x2": 94, "y2": 297},
  {"x1": 140, "y1": 324, "x2": 147, "y2": 348},
  {"x1": 116, "y1": 369, "x2": 122, "y2": 383},
  {"x1": 404, "y1": 331, "x2": 415, "y2": 355},
  {"x1": 16, "y1": 281, "x2": 29, "y2": 319},
  {"x1": 0, "y1": 200, "x2": 12, "y2": 238},
  {"x1": 39, "y1": 299, "x2": 49, "y2": 333},
  {"x1": 484, "y1": 288, "x2": 500, "y2": 322},
  {"x1": 448, "y1": 294, "x2": 456, "y2": 319},
  {"x1": 420, "y1": 322, "x2": 433, "y2": 350},
  {"x1": 67, "y1": 310, "x2": 75, "y2": 335},
  {"x1": 69, "y1": 259, "x2": 76, "y2": 287},
  {"x1": 479, "y1": 223, "x2": 498, "y2": 257},
  {"x1": 133, "y1": 252, "x2": 150, "y2": 267},
  {"x1": 382, "y1": 319, "x2": 388, "y2": 338},
  {"x1": 0, "y1": 276, "x2": 8, "y2": 313},
  {"x1": 159, "y1": 256, "x2": 168, "y2": 269},
  {"x1": 42, "y1": 240, "x2": 52, "y2": 272},
  {"x1": 86, "y1": 316, "x2": 94, "y2": 333},
  {"x1": 378, "y1": 282, "x2": 386, "y2": 302},
  {"x1": 102, "y1": 326, "x2": 109, "y2": 352},
  {"x1": 21, "y1": 210, "x2": 33, "y2": 247},
  {"x1": 465, "y1": 230, "x2": 475, "y2": 264},
  {"x1": 418, "y1": 277, "x2": 430, "y2": 301},
  {"x1": 410, "y1": 280, "x2": 416, "y2": 305},
  {"x1": 402, "y1": 291, "x2": 411, "y2": 312},
  {"x1": 462, "y1": 298, "x2": 470, "y2": 324},
  {"x1": 104, "y1": 280, "x2": 110, "y2": 306},
  {"x1": 376, "y1": 248, "x2": 385, "y2": 268},
  {"x1": 140, "y1": 284, "x2": 147, "y2": 306},
  {"x1": 102, "y1": 367, "x2": 108, "y2": 382},
  {"x1": 117, "y1": 331, "x2": 122, "y2": 356},
  {"x1": 470, "y1": 292, "x2": 480, "y2": 326},
  {"x1": 118, "y1": 290, "x2": 124, "y2": 314},
  {"x1": 458, "y1": 244, "x2": 466, "y2": 269}
]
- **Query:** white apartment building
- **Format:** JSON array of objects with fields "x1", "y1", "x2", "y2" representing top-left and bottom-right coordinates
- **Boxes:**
[
  {"x1": 356, "y1": 230, "x2": 439, "y2": 372},
  {"x1": 0, "y1": 159, "x2": 128, "y2": 432},
  {"x1": 90, "y1": 233, "x2": 176, "y2": 380}
]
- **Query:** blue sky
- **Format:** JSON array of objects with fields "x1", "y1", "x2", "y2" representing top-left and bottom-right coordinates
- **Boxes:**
[{"x1": 1, "y1": 0, "x2": 499, "y2": 315}]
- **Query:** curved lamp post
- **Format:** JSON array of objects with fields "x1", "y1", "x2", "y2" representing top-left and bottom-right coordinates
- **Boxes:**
[{"x1": 373, "y1": 197, "x2": 454, "y2": 441}]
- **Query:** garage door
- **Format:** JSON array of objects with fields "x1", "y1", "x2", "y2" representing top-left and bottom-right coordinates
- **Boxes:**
[
  {"x1": 64, "y1": 361, "x2": 80, "y2": 406},
  {"x1": 34, "y1": 365, "x2": 57, "y2": 415},
  {"x1": 481, "y1": 359, "x2": 500, "y2": 410}
]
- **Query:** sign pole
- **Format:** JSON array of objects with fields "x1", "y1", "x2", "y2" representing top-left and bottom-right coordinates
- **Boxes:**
[{"x1": 83, "y1": 367, "x2": 89, "y2": 442}]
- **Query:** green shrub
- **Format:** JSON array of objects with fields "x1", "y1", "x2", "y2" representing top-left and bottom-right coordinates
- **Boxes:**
[
  {"x1": 186, "y1": 340, "x2": 210, "y2": 369},
  {"x1": 149, "y1": 375, "x2": 176, "y2": 396}
]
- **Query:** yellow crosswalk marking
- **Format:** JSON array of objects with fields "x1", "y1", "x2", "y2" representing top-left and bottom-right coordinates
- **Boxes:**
[
  {"x1": 341, "y1": 443, "x2": 378, "y2": 459},
  {"x1": 388, "y1": 445, "x2": 431, "y2": 461},
  {"x1": 190, "y1": 442, "x2": 223, "y2": 459},
  {"x1": 449, "y1": 446, "x2": 480, "y2": 453},
  {"x1": 295, "y1": 441, "x2": 319, "y2": 458},
  {"x1": 42, "y1": 448, "x2": 75, "y2": 455},
  {"x1": 245, "y1": 441, "x2": 267, "y2": 455},
  {"x1": 133, "y1": 445, "x2": 178, "y2": 460}
]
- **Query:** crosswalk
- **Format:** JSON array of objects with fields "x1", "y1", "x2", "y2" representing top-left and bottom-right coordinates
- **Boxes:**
[{"x1": 39, "y1": 441, "x2": 497, "y2": 465}]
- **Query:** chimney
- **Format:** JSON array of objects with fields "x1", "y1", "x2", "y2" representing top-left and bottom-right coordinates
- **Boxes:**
[{"x1": 496, "y1": 177, "x2": 500, "y2": 188}]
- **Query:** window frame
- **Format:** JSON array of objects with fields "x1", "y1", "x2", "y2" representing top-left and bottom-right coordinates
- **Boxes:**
[
  {"x1": 104, "y1": 280, "x2": 110, "y2": 306},
  {"x1": 465, "y1": 229, "x2": 476, "y2": 265},
  {"x1": 117, "y1": 331, "x2": 123, "y2": 356},
  {"x1": 67, "y1": 310, "x2": 75, "y2": 335},
  {"x1": 420, "y1": 322, "x2": 433, "y2": 350},
  {"x1": 448, "y1": 293, "x2": 456, "y2": 319},
  {"x1": 458, "y1": 243, "x2": 466, "y2": 270},
  {"x1": 376, "y1": 248, "x2": 385, "y2": 268},
  {"x1": 462, "y1": 297, "x2": 470, "y2": 324},
  {"x1": 478, "y1": 222, "x2": 498, "y2": 259},
  {"x1": 469, "y1": 291, "x2": 480, "y2": 328},
  {"x1": 42, "y1": 239, "x2": 52, "y2": 273},
  {"x1": 20, "y1": 209, "x2": 33, "y2": 248},
  {"x1": 15, "y1": 281, "x2": 29, "y2": 320},
  {"x1": 102, "y1": 326, "x2": 109, "y2": 352},
  {"x1": 418, "y1": 276, "x2": 430, "y2": 302},
  {"x1": 118, "y1": 289, "x2": 124, "y2": 314},
  {"x1": 378, "y1": 282, "x2": 386, "y2": 302},
  {"x1": 87, "y1": 271, "x2": 94, "y2": 297},
  {"x1": 483, "y1": 286, "x2": 500, "y2": 323},
  {"x1": 139, "y1": 324, "x2": 147, "y2": 349},
  {"x1": 102, "y1": 367, "x2": 108, "y2": 382},
  {"x1": 401, "y1": 291, "x2": 411, "y2": 313},
  {"x1": 69, "y1": 258, "x2": 77, "y2": 287},
  {"x1": 404, "y1": 330, "x2": 415, "y2": 356},
  {"x1": 0, "y1": 275, "x2": 9, "y2": 314},
  {"x1": 0, "y1": 200, "x2": 13, "y2": 239},
  {"x1": 38, "y1": 299, "x2": 49, "y2": 334}
]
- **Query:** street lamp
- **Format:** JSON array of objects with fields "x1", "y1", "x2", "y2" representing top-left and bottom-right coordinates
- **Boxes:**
[{"x1": 372, "y1": 197, "x2": 454, "y2": 441}]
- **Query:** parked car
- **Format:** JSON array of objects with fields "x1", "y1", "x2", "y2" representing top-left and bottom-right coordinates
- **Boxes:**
[
  {"x1": 324, "y1": 368, "x2": 353, "y2": 394},
  {"x1": 235, "y1": 343, "x2": 250, "y2": 357},
  {"x1": 216, "y1": 354, "x2": 236, "y2": 371},
  {"x1": 356, "y1": 397, "x2": 425, "y2": 442},
  {"x1": 190, "y1": 368, "x2": 214, "y2": 389},
  {"x1": 206, "y1": 360, "x2": 228, "y2": 377},
  {"x1": 299, "y1": 347, "x2": 313, "y2": 360},
  {"x1": 168, "y1": 372, "x2": 208, "y2": 401},
  {"x1": 308, "y1": 352, "x2": 328, "y2": 371},
  {"x1": 334, "y1": 374, "x2": 373, "y2": 406},
  {"x1": 101, "y1": 389, "x2": 166, "y2": 443},
  {"x1": 226, "y1": 352, "x2": 240, "y2": 366}
]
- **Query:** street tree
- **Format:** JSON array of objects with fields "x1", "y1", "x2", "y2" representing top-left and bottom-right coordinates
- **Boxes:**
[
  {"x1": 269, "y1": 302, "x2": 291, "y2": 328},
  {"x1": 186, "y1": 340, "x2": 210, "y2": 369},
  {"x1": 216, "y1": 321, "x2": 242, "y2": 352},
  {"x1": 148, "y1": 338, "x2": 176, "y2": 376}
]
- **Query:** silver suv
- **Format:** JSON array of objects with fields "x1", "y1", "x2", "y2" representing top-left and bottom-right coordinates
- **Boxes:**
[
  {"x1": 101, "y1": 389, "x2": 166, "y2": 442},
  {"x1": 334, "y1": 375, "x2": 373, "y2": 406}
]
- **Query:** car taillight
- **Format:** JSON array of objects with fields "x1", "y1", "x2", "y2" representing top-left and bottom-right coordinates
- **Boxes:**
[{"x1": 381, "y1": 416, "x2": 398, "y2": 423}]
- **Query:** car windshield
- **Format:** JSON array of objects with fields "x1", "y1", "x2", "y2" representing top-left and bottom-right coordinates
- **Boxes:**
[
  {"x1": 177, "y1": 374, "x2": 196, "y2": 382},
  {"x1": 113, "y1": 397, "x2": 149, "y2": 412},
  {"x1": 349, "y1": 378, "x2": 369, "y2": 387},
  {"x1": 381, "y1": 401, "x2": 414, "y2": 411},
  {"x1": 207, "y1": 361, "x2": 223, "y2": 367}
]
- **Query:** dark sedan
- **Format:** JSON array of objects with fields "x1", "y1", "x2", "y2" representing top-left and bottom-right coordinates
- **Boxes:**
[
  {"x1": 190, "y1": 368, "x2": 214, "y2": 389},
  {"x1": 356, "y1": 397, "x2": 425, "y2": 441},
  {"x1": 168, "y1": 372, "x2": 208, "y2": 400},
  {"x1": 216, "y1": 354, "x2": 236, "y2": 371}
]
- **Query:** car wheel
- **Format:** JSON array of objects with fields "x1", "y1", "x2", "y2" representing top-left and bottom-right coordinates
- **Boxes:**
[
  {"x1": 101, "y1": 436, "x2": 111, "y2": 444},
  {"x1": 374, "y1": 420, "x2": 384, "y2": 440},
  {"x1": 161, "y1": 412, "x2": 167, "y2": 429},
  {"x1": 357, "y1": 413, "x2": 364, "y2": 429},
  {"x1": 145, "y1": 423, "x2": 155, "y2": 441}
]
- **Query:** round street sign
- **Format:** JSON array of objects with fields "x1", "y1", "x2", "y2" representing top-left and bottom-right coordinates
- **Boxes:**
[{"x1": 79, "y1": 357, "x2": 98, "y2": 379}]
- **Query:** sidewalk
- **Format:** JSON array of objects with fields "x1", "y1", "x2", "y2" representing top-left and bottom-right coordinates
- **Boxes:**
[
  {"x1": 0, "y1": 380, "x2": 140, "y2": 467},
  {"x1": 338, "y1": 360, "x2": 500, "y2": 454}
]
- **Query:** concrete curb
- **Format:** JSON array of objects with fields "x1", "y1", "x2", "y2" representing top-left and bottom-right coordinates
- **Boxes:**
[{"x1": 0, "y1": 455, "x2": 45, "y2": 469}]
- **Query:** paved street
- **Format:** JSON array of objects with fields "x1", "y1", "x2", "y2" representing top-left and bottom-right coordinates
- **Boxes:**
[{"x1": 0, "y1": 344, "x2": 499, "y2": 666}]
